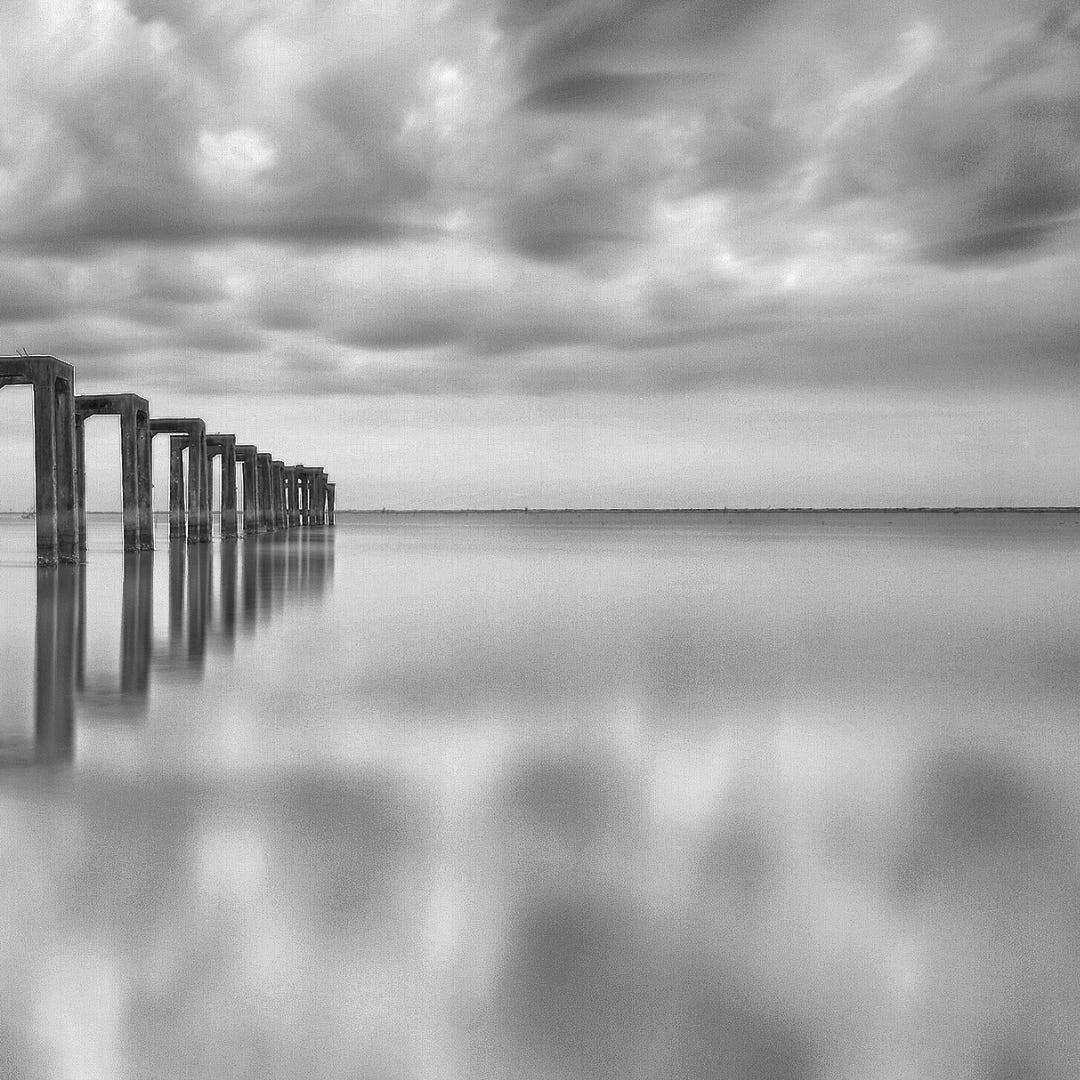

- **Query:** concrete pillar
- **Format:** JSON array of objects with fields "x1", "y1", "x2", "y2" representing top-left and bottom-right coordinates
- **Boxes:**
[
  {"x1": 169, "y1": 437, "x2": 186, "y2": 540},
  {"x1": 0, "y1": 357, "x2": 78, "y2": 565},
  {"x1": 257, "y1": 453, "x2": 274, "y2": 531},
  {"x1": 220, "y1": 438, "x2": 238, "y2": 540},
  {"x1": 297, "y1": 466, "x2": 321, "y2": 526},
  {"x1": 150, "y1": 419, "x2": 209, "y2": 543},
  {"x1": 234, "y1": 444, "x2": 259, "y2": 534},
  {"x1": 271, "y1": 460, "x2": 286, "y2": 530},
  {"x1": 54, "y1": 380, "x2": 79, "y2": 563},
  {"x1": 73, "y1": 394, "x2": 152, "y2": 554},
  {"x1": 297, "y1": 469, "x2": 311, "y2": 526},
  {"x1": 74, "y1": 413, "x2": 88, "y2": 557},
  {"x1": 282, "y1": 466, "x2": 296, "y2": 527},
  {"x1": 207, "y1": 435, "x2": 239, "y2": 540},
  {"x1": 187, "y1": 432, "x2": 210, "y2": 544},
  {"x1": 313, "y1": 471, "x2": 327, "y2": 526},
  {"x1": 135, "y1": 406, "x2": 153, "y2": 549},
  {"x1": 326, "y1": 482, "x2": 336, "y2": 525}
]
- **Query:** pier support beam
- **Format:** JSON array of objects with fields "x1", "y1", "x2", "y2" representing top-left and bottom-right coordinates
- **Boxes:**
[
  {"x1": 270, "y1": 460, "x2": 286, "y2": 530},
  {"x1": 297, "y1": 468, "x2": 311, "y2": 526},
  {"x1": 206, "y1": 435, "x2": 239, "y2": 540},
  {"x1": 74, "y1": 394, "x2": 153, "y2": 553},
  {"x1": 234, "y1": 444, "x2": 259, "y2": 534},
  {"x1": 284, "y1": 467, "x2": 301, "y2": 528},
  {"x1": 296, "y1": 466, "x2": 323, "y2": 526},
  {"x1": 256, "y1": 453, "x2": 274, "y2": 532},
  {"x1": 326, "y1": 482, "x2": 335, "y2": 525},
  {"x1": 150, "y1": 419, "x2": 209, "y2": 543},
  {"x1": 0, "y1": 356, "x2": 78, "y2": 565},
  {"x1": 168, "y1": 438, "x2": 186, "y2": 540}
]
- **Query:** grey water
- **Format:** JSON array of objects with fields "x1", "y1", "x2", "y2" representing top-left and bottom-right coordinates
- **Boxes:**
[{"x1": 3, "y1": 511, "x2": 1080, "y2": 1079}]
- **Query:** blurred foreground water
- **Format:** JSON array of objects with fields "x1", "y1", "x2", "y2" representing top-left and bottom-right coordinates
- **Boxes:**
[{"x1": 3, "y1": 511, "x2": 1080, "y2": 1079}]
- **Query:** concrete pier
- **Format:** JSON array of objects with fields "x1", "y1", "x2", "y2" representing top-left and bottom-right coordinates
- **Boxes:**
[
  {"x1": 206, "y1": 435, "x2": 239, "y2": 540},
  {"x1": 285, "y1": 468, "x2": 302, "y2": 527},
  {"x1": 270, "y1": 460, "x2": 286, "y2": 531},
  {"x1": 0, "y1": 356, "x2": 79, "y2": 565},
  {"x1": 296, "y1": 467, "x2": 311, "y2": 526},
  {"x1": 296, "y1": 466, "x2": 322, "y2": 526},
  {"x1": 150, "y1": 419, "x2": 210, "y2": 543},
  {"x1": 3, "y1": 356, "x2": 337, "y2": 560},
  {"x1": 256, "y1": 453, "x2": 274, "y2": 532},
  {"x1": 234, "y1": 445, "x2": 260, "y2": 534},
  {"x1": 169, "y1": 437, "x2": 186, "y2": 540},
  {"x1": 74, "y1": 394, "x2": 152, "y2": 553}
]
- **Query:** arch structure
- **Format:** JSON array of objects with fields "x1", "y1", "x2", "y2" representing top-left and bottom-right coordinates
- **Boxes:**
[
  {"x1": 206, "y1": 434, "x2": 239, "y2": 540},
  {"x1": 0, "y1": 357, "x2": 336, "y2": 563},
  {"x1": 74, "y1": 394, "x2": 153, "y2": 553},
  {"x1": 234, "y1": 444, "x2": 263, "y2": 534},
  {"x1": 149, "y1": 418, "x2": 210, "y2": 543},
  {"x1": 0, "y1": 355, "x2": 79, "y2": 565}
]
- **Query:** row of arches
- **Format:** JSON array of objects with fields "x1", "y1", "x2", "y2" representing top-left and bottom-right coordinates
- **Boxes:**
[{"x1": 0, "y1": 355, "x2": 335, "y2": 564}]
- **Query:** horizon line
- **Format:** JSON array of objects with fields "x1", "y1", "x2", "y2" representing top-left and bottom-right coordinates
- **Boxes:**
[{"x1": 330, "y1": 506, "x2": 1080, "y2": 514}]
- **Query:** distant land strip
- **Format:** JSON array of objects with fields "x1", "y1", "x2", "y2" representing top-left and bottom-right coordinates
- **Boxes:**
[{"x1": 334, "y1": 506, "x2": 1080, "y2": 514}]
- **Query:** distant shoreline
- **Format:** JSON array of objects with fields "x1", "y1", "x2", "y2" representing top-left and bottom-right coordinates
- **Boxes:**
[
  {"x1": 332, "y1": 506, "x2": 1080, "y2": 515},
  {"x1": 4, "y1": 507, "x2": 1080, "y2": 517}
]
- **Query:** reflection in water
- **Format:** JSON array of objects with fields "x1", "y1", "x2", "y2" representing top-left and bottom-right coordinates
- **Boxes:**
[
  {"x1": 3, "y1": 515, "x2": 1080, "y2": 1078},
  {"x1": 2, "y1": 530, "x2": 334, "y2": 762},
  {"x1": 33, "y1": 566, "x2": 78, "y2": 763}
]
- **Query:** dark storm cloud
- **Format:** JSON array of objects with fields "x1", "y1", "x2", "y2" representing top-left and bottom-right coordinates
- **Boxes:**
[
  {"x1": 504, "y1": 0, "x2": 776, "y2": 92},
  {"x1": 517, "y1": 71, "x2": 715, "y2": 112},
  {"x1": 0, "y1": 264, "x2": 69, "y2": 322},
  {"x1": 134, "y1": 253, "x2": 225, "y2": 304},
  {"x1": 807, "y1": 10, "x2": 1080, "y2": 264},
  {"x1": 172, "y1": 312, "x2": 265, "y2": 353}
]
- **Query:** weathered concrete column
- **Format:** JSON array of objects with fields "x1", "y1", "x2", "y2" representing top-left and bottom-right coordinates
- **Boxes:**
[
  {"x1": 0, "y1": 356, "x2": 79, "y2": 565},
  {"x1": 256, "y1": 453, "x2": 274, "y2": 532},
  {"x1": 150, "y1": 419, "x2": 209, "y2": 543},
  {"x1": 270, "y1": 460, "x2": 287, "y2": 530},
  {"x1": 283, "y1": 466, "x2": 298, "y2": 527},
  {"x1": 326, "y1": 482, "x2": 336, "y2": 525},
  {"x1": 169, "y1": 437, "x2": 186, "y2": 540},
  {"x1": 297, "y1": 468, "x2": 311, "y2": 526},
  {"x1": 313, "y1": 470, "x2": 327, "y2": 526},
  {"x1": 296, "y1": 466, "x2": 320, "y2": 526},
  {"x1": 234, "y1": 444, "x2": 259, "y2": 534},
  {"x1": 135, "y1": 405, "x2": 153, "y2": 549},
  {"x1": 74, "y1": 394, "x2": 152, "y2": 553},
  {"x1": 206, "y1": 435, "x2": 239, "y2": 540}
]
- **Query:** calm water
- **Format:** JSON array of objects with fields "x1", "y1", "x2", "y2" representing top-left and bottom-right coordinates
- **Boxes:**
[{"x1": 3, "y1": 511, "x2": 1080, "y2": 1079}]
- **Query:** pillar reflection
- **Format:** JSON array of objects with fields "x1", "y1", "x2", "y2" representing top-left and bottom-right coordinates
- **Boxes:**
[{"x1": 4, "y1": 529, "x2": 334, "y2": 766}]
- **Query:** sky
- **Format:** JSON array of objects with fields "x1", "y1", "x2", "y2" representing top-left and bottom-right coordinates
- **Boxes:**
[{"x1": 1, "y1": 0, "x2": 1080, "y2": 508}]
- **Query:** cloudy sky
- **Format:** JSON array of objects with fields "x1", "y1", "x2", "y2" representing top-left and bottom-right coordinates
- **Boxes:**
[{"x1": 0, "y1": 0, "x2": 1079, "y2": 508}]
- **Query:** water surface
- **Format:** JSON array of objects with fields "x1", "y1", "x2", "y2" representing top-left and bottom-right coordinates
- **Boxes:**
[{"x1": 3, "y1": 511, "x2": 1080, "y2": 1079}]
